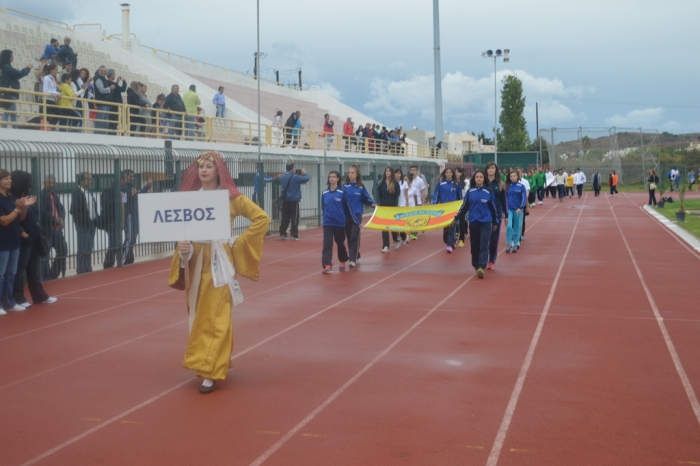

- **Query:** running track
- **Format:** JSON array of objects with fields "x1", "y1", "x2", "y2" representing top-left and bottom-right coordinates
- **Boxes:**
[{"x1": 1, "y1": 191, "x2": 699, "y2": 466}]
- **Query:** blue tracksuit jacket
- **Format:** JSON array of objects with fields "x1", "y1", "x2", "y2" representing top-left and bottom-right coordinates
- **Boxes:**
[
  {"x1": 342, "y1": 182, "x2": 375, "y2": 224},
  {"x1": 456, "y1": 186, "x2": 498, "y2": 225},
  {"x1": 322, "y1": 187, "x2": 347, "y2": 227},
  {"x1": 432, "y1": 180, "x2": 462, "y2": 204},
  {"x1": 506, "y1": 182, "x2": 527, "y2": 211}
]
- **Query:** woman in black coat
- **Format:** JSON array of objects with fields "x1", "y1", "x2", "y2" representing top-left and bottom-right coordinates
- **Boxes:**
[
  {"x1": 377, "y1": 166, "x2": 401, "y2": 253},
  {"x1": 0, "y1": 49, "x2": 32, "y2": 127},
  {"x1": 10, "y1": 171, "x2": 56, "y2": 307},
  {"x1": 647, "y1": 169, "x2": 659, "y2": 206},
  {"x1": 126, "y1": 81, "x2": 146, "y2": 135}
]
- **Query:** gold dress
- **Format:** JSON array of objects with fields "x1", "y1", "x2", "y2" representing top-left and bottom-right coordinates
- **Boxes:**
[{"x1": 168, "y1": 195, "x2": 269, "y2": 380}]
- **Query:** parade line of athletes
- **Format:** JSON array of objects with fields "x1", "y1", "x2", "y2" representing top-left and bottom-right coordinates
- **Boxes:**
[{"x1": 275, "y1": 161, "x2": 596, "y2": 280}]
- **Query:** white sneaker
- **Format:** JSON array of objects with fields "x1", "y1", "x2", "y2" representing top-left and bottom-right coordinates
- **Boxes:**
[
  {"x1": 539, "y1": 201, "x2": 542, "y2": 205},
  {"x1": 42, "y1": 297, "x2": 57, "y2": 304},
  {"x1": 381, "y1": 246, "x2": 389, "y2": 253},
  {"x1": 394, "y1": 241, "x2": 401, "y2": 249},
  {"x1": 348, "y1": 261, "x2": 356, "y2": 267},
  {"x1": 356, "y1": 258, "x2": 361, "y2": 264},
  {"x1": 402, "y1": 240, "x2": 407, "y2": 246},
  {"x1": 8, "y1": 304, "x2": 26, "y2": 312},
  {"x1": 19, "y1": 302, "x2": 31, "y2": 308},
  {"x1": 0, "y1": 309, "x2": 7, "y2": 316}
]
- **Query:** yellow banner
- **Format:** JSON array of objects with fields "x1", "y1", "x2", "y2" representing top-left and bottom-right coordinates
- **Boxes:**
[{"x1": 364, "y1": 201, "x2": 463, "y2": 232}]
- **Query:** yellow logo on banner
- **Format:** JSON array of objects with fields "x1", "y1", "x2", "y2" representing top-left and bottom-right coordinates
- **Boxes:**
[{"x1": 364, "y1": 201, "x2": 463, "y2": 232}]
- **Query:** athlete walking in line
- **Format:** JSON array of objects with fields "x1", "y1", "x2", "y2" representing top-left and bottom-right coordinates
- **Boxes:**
[
  {"x1": 432, "y1": 167, "x2": 462, "y2": 253},
  {"x1": 343, "y1": 165, "x2": 375, "y2": 267},
  {"x1": 395, "y1": 168, "x2": 409, "y2": 246},
  {"x1": 505, "y1": 170, "x2": 527, "y2": 254},
  {"x1": 321, "y1": 171, "x2": 349, "y2": 273},
  {"x1": 484, "y1": 162, "x2": 507, "y2": 270},
  {"x1": 454, "y1": 167, "x2": 469, "y2": 247},
  {"x1": 377, "y1": 166, "x2": 401, "y2": 253},
  {"x1": 455, "y1": 169, "x2": 498, "y2": 279}
]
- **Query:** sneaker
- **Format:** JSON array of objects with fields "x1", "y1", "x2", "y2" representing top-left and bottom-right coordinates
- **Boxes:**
[
  {"x1": 476, "y1": 268, "x2": 484, "y2": 279},
  {"x1": 538, "y1": 201, "x2": 543, "y2": 205},
  {"x1": 411, "y1": 233, "x2": 418, "y2": 240},
  {"x1": 402, "y1": 240, "x2": 408, "y2": 246},
  {"x1": 381, "y1": 246, "x2": 389, "y2": 253},
  {"x1": 19, "y1": 302, "x2": 31, "y2": 308},
  {"x1": 8, "y1": 304, "x2": 26, "y2": 312},
  {"x1": 348, "y1": 261, "x2": 356, "y2": 267},
  {"x1": 394, "y1": 241, "x2": 401, "y2": 249},
  {"x1": 323, "y1": 266, "x2": 333, "y2": 274},
  {"x1": 512, "y1": 245, "x2": 518, "y2": 253},
  {"x1": 356, "y1": 258, "x2": 361, "y2": 264},
  {"x1": 521, "y1": 236, "x2": 525, "y2": 241},
  {"x1": 487, "y1": 262, "x2": 495, "y2": 270},
  {"x1": 530, "y1": 203, "x2": 535, "y2": 208},
  {"x1": 0, "y1": 309, "x2": 6, "y2": 316},
  {"x1": 446, "y1": 246, "x2": 453, "y2": 253},
  {"x1": 457, "y1": 240, "x2": 465, "y2": 248},
  {"x1": 290, "y1": 237, "x2": 300, "y2": 241},
  {"x1": 41, "y1": 297, "x2": 57, "y2": 304},
  {"x1": 280, "y1": 235, "x2": 289, "y2": 241},
  {"x1": 506, "y1": 245, "x2": 512, "y2": 254},
  {"x1": 339, "y1": 263, "x2": 347, "y2": 272}
]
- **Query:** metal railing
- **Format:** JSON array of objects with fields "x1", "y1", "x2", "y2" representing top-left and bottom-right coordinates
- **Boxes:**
[
  {"x1": 0, "y1": 87, "x2": 444, "y2": 158},
  {"x1": 0, "y1": 140, "x2": 441, "y2": 278},
  {"x1": 1, "y1": 7, "x2": 102, "y2": 30}
]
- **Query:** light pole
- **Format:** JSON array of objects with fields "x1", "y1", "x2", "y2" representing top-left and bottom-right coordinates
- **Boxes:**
[
  {"x1": 256, "y1": 0, "x2": 263, "y2": 207},
  {"x1": 482, "y1": 49, "x2": 509, "y2": 166}
]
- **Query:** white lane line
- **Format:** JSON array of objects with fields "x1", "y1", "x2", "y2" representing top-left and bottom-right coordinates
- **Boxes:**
[
  {"x1": 248, "y1": 268, "x2": 478, "y2": 466},
  {"x1": 608, "y1": 196, "x2": 700, "y2": 428},
  {"x1": 0, "y1": 320, "x2": 186, "y2": 391},
  {"x1": 0, "y1": 290, "x2": 175, "y2": 343},
  {"x1": 485, "y1": 193, "x2": 587, "y2": 466},
  {"x1": 20, "y1": 206, "x2": 561, "y2": 466}
]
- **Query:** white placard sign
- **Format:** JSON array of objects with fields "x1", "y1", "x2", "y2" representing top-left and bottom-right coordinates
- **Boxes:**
[{"x1": 138, "y1": 190, "x2": 231, "y2": 243}]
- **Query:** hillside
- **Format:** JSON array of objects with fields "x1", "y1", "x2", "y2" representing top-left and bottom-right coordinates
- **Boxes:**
[{"x1": 552, "y1": 132, "x2": 700, "y2": 153}]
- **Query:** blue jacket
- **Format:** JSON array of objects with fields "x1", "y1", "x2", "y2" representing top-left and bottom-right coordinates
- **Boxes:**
[
  {"x1": 432, "y1": 180, "x2": 462, "y2": 204},
  {"x1": 343, "y1": 182, "x2": 375, "y2": 224},
  {"x1": 279, "y1": 170, "x2": 309, "y2": 202},
  {"x1": 254, "y1": 172, "x2": 274, "y2": 194},
  {"x1": 0, "y1": 64, "x2": 31, "y2": 90},
  {"x1": 322, "y1": 187, "x2": 346, "y2": 227},
  {"x1": 506, "y1": 182, "x2": 527, "y2": 211},
  {"x1": 456, "y1": 186, "x2": 498, "y2": 225},
  {"x1": 43, "y1": 44, "x2": 58, "y2": 59}
]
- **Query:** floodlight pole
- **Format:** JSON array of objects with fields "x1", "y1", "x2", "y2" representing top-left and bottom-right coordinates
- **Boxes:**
[
  {"x1": 433, "y1": 0, "x2": 444, "y2": 149},
  {"x1": 256, "y1": 0, "x2": 263, "y2": 206},
  {"x1": 493, "y1": 56, "x2": 497, "y2": 166}
]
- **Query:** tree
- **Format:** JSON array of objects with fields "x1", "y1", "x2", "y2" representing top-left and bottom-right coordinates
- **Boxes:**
[
  {"x1": 497, "y1": 75, "x2": 530, "y2": 151},
  {"x1": 477, "y1": 131, "x2": 493, "y2": 145},
  {"x1": 528, "y1": 136, "x2": 549, "y2": 165},
  {"x1": 581, "y1": 135, "x2": 592, "y2": 153}
]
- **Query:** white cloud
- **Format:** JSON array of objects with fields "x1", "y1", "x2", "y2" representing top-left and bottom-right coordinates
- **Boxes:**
[
  {"x1": 605, "y1": 107, "x2": 664, "y2": 128},
  {"x1": 311, "y1": 82, "x2": 343, "y2": 101},
  {"x1": 363, "y1": 70, "x2": 592, "y2": 131}
]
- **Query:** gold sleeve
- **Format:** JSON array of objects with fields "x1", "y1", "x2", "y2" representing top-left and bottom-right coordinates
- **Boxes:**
[{"x1": 230, "y1": 195, "x2": 270, "y2": 281}]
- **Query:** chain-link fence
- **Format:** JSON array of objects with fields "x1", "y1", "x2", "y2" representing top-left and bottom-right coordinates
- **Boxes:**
[
  {"x1": 0, "y1": 140, "x2": 440, "y2": 277},
  {"x1": 539, "y1": 127, "x2": 660, "y2": 187}
]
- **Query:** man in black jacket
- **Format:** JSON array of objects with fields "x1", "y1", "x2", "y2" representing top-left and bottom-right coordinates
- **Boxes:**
[
  {"x1": 69, "y1": 172, "x2": 98, "y2": 274},
  {"x1": 106, "y1": 69, "x2": 126, "y2": 133},
  {"x1": 57, "y1": 37, "x2": 78, "y2": 69},
  {"x1": 40, "y1": 175, "x2": 67, "y2": 280},
  {"x1": 164, "y1": 85, "x2": 186, "y2": 138}
]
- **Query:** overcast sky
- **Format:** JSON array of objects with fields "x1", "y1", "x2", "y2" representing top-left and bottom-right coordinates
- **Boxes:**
[{"x1": 7, "y1": 0, "x2": 700, "y2": 138}]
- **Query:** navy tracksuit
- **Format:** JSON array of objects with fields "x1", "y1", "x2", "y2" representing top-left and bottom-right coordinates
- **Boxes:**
[
  {"x1": 456, "y1": 186, "x2": 498, "y2": 270},
  {"x1": 343, "y1": 182, "x2": 375, "y2": 263},
  {"x1": 322, "y1": 187, "x2": 349, "y2": 267},
  {"x1": 432, "y1": 181, "x2": 462, "y2": 247}
]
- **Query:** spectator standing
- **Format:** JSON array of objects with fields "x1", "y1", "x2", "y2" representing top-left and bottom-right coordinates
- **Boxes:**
[
  {"x1": 57, "y1": 37, "x2": 78, "y2": 68},
  {"x1": 355, "y1": 124, "x2": 364, "y2": 152},
  {"x1": 213, "y1": 86, "x2": 226, "y2": 118},
  {"x1": 121, "y1": 170, "x2": 149, "y2": 265},
  {"x1": 670, "y1": 167, "x2": 680, "y2": 191},
  {"x1": 93, "y1": 66, "x2": 113, "y2": 133},
  {"x1": 183, "y1": 84, "x2": 201, "y2": 139},
  {"x1": 101, "y1": 170, "x2": 127, "y2": 269},
  {"x1": 137, "y1": 83, "x2": 152, "y2": 135},
  {"x1": 292, "y1": 111, "x2": 303, "y2": 147},
  {"x1": 70, "y1": 69, "x2": 90, "y2": 118},
  {"x1": 126, "y1": 81, "x2": 147, "y2": 135},
  {"x1": 647, "y1": 169, "x2": 659, "y2": 207},
  {"x1": 41, "y1": 64, "x2": 62, "y2": 125},
  {"x1": 57, "y1": 72, "x2": 81, "y2": 130},
  {"x1": 0, "y1": 50, "x2": 32, "y2": 128},
  {"x1": 253, "y1": 170, "x2": 274, "y2": 206},
  {"x1": 164, "y1": 85, "x2": 186, "y2": 138},
  {"x1": 322, "y1": 114, "x2": 335, "y2": 150},
  {"x1": 42, "y1": 39, "x2": 59, "y2": 62},
  {"x1": 592, "y1": 170, "x2": 602, "y2": 196},
  {"x1": 609, "y1": 170, "x2": 619, "y2": 196},
  {"x1": 278, "y1": 163, "x2": 309, "y2": 240},
  {"x1": 152, "y1": 93, "x2": 168, "y2": 135},
  {"x1": 1, "y1": 168, "x2": 35, "y2": 314},
  {"x1": 10, "y1": 171, "x2": 56, "y2": 308},
  {"x1": 106, "y1": 69, "x2": 126, "y2": 133},
  {"x1": 283, "y1": 111, "x2": 297, "y2": 147},
  {"x1": 39, "y1": 175, "x2": 67, "y2": 280},
  {"x1": 69, "y1": 172, "x2": 98, "y2": 274},
  {"x1": 688, "y1": 168, "x2": 695, "y2": 189},
  {"x1": 343, "y1": 117, "x2": 354, "y2": 151},
  {"x1": 273, "y1": 110, "x2": 283, "y2": 146}
]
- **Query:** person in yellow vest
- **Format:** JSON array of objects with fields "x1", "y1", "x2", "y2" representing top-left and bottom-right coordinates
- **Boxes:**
[
  {"x1": 565, "y1": 171, "x2": 574, "y2": 198},
  {"x1": 168, "y1": 151, "x2": 270, "y2": 394}
]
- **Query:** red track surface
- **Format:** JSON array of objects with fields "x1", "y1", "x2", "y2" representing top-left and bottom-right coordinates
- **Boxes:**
[{"x1": 1, "y1": 192, "x2": 699, "y2": 466}]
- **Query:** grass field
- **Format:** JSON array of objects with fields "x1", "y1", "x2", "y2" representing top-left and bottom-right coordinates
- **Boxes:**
[{"x1": 656, "y1": 198, "x2": 700, "y2": 239}]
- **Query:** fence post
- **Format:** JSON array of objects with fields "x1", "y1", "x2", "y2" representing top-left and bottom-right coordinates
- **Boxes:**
[
  {"x1": 114, "y1": 158, "x2": 123, "y2": 268},
  {"x1": 317, "y1": 162, "x2": 322, "y2": 227},
  {"x1": 164, "y1": 140, "x2": 173, "y2": 177},
  {"x1": 30, "y1": 156, "x2": 41, "y2": 198},
  {"x1": 174, "y1": 160, "x2": 182, "y2": 192}
]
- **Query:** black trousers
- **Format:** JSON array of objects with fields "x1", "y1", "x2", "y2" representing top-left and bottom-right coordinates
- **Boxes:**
[
  {"x1": 549, "y1": 185, "x2": 558, "y2": 198},
  {"x1": 594, "y1": 184, "x2": 601, "y2": 196},
  {"x1": 488, "y1": 220, "x2": 501, "y2": 264},
  {"x1": 521, "y1": 210, "x2": 527, "y2": 237},
  {"x1": 121, "y1": 213, "x2": 136, "y2": 265},
  {"x1": 284, "y1": 128, "x2": 293, "y2": 146},
  {"x1": 381, "y1": 231, "x2": 399, "y2": 248},
  {"x1": 279, "y1": 201, "x2": 300, "y2": 238},
  {"x1": 528, "y1": 191, "x2": 536, "y2": 205},
  {"x1": 648, "y1": 189, "x2": 656, "y2": 206},
  {"x1": 322, "y1": 226, "x2": 348, "y2": 267},
  {"x1": 42, "y1": 229, "x2": 67, "y2": 279},
  {"x1": 13, "y1": 242, "x2": 49, "y2": 305},
  {"x1": 345, "y1": 220, "x2": 362, "y2": 263},
  {"x1": 558, "y1": 185, "x2": 566, "y2": 200},
  {"x1": 457, "y1": 217, "x2": 468, "y2": 241},
  {"x1": 442, "y1": 224, "x2": 456, "y2": 246},
  {"x1": 610, "y1": 185, "x2": 618, "y2": 195},
  {"x1": 576, "y1": 184, "x2": 583, "y2": 197},
  {"x1": 566, "y1": 186, "x2": 574, "y2": 197},
  {"x1": 537, "y1": 187, "x2": 545, "y2": 201},
  {"x1": 103, "y1": 224, "x2": 119, "y2": 268},
  {"x1": 469, "y1": 222, "x2": 492, "y2": 271}
]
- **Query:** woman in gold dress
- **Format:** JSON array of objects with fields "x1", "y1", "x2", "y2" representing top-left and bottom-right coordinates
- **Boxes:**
[{"x1": 169, "y1": 151, "x2": 269, "y2": 393}]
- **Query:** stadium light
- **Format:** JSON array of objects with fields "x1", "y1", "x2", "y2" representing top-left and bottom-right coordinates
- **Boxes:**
[{"x1": 482, "y1": 48, "x2": 510, "y2": 166}]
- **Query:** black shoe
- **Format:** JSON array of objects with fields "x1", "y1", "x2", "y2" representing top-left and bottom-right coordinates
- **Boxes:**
[{"x1": 199, "y1": 381, "x2": 216, "y2": 394}]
